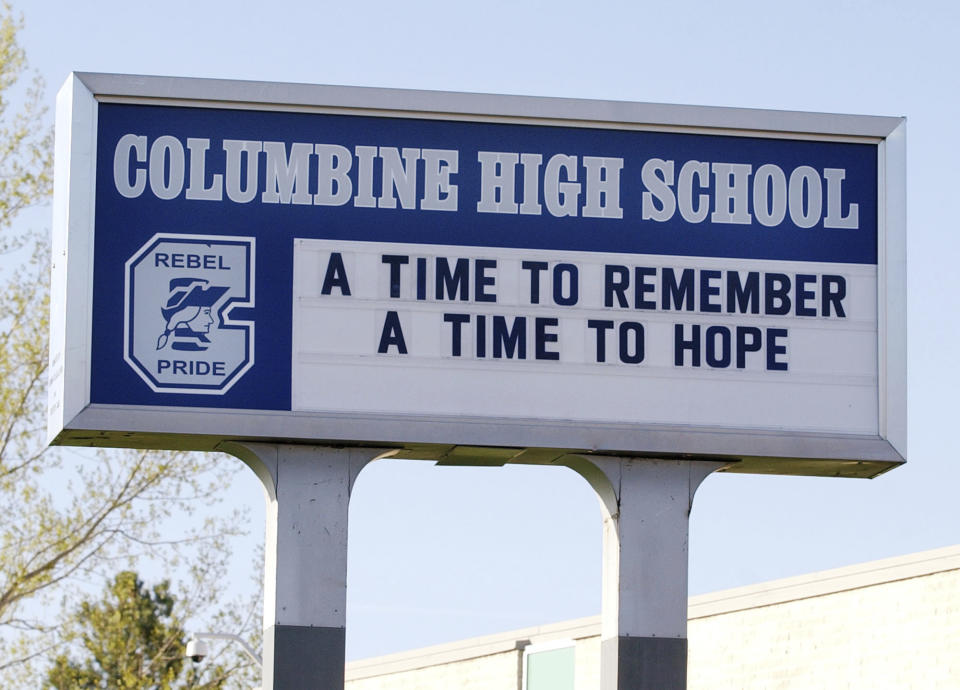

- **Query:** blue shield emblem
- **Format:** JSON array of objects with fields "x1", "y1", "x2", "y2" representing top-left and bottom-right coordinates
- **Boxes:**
[{"x1": 124, "y1": 234, "x2": 255, "y2": 394}]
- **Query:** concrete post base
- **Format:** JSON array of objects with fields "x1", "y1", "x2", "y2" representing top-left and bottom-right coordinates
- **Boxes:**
[
  {"x1": 262, "y1": 624, "x2": 346, "y2": 688},
  {"x1": 602, "y1": 636, "x2": 688, "y2": 689}
]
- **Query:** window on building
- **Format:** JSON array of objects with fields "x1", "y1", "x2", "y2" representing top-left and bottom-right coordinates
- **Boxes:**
[{"x1": 522, "y1": 640, "x2": 575, "y2": 690}]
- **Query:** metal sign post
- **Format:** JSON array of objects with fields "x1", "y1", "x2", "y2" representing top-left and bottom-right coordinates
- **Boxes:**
[
  {"x1": 220, "y1": 444, "x2": 724, "y2": 690},
  {"x1": 567, "y1": 457, "x2": 727, "y2": 689},
  {"x1": 221, "y1": 443, "x2": 398, "y2": 688}
]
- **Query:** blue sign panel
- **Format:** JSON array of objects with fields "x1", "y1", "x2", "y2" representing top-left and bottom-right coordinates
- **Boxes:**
[{"x1": 90, "y1": 102, "x2": 878, "y2": 414}]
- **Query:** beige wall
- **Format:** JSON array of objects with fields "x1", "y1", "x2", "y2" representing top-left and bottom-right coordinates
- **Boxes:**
[
  {"x1": 688, "y1": 568, "x2": 960, "y2": 689},
  {"x1": 348, "y1": 651, "x2": 520, "y2": 690},
  {"x1": 346, "y1": 546, "x2": 960, "y2": 690}
]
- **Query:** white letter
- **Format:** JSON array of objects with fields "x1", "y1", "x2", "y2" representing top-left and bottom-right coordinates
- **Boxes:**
[
  {"x1": 477, "y1": 151, "x2": 518, "y2": 213},
  {"x1": 315, "y1": 144, "x2": 353, "y2": 206},
  {"x1": 544, "y1": 154, "x2": 579, "y2": 217},
  {"x1": 752, "y1": 164, "x2": 787, "y2": 227},
  {"x1": 421, "y1": 148, "x2": 458, "y2": 211},
  {"x1": 113, "y1": 134, "x2": 147, "y2": 199},
  {"x1": 262, "y1": 141, "x2": 313, "y2": 205},
  {"x1": 519, "y1": 153, "x2": 542, "y2": 215},
  {"x1": 823, "y1": 168, "x2": 859, "y2": 229},
  {"x1": 353, "y1": 145, "x2": 377, "y2": 208},
  {"x1": 710, "y1": 162, "x2": 752, "y2": 224},
  {"x1": 223, "y1": 139, "x2": 262, "y2": 203},
  {"x1": 641, "y1": 158, "x2": 676, "y2": 221},
  {"x1": 185, "y1": 138, "x2": 223, "y2": 201},
  {"x1": 148, "y1": 136, "x2": 185, "y2": 200},
  {"x1": 582, "y1": 156, "x2": 624, "y2": 219},
  {"x1": 789, "y1": 165, "x2": 822, "y2": 228},
  {"x1": 379, "y1": 147, "x2": 420, "y2": 210},
  {"x1": 677, "y1": 160, "x2": 709, "y2": 223}
]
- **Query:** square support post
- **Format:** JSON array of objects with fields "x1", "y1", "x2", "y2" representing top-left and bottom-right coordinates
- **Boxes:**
[
  {"x1": 220, "y1": 442, "x2": 396, "y2": 690},
  {"x1": 564, "y1": 457, "x2": 725, "y2": 690}
]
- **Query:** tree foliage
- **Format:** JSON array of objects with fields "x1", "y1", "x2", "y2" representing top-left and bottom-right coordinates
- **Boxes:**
[
  {"x1": 0, "y1": 2, "x2": 50, "y2": 246},
  {"x1": 47, "y1": 571, "x2": 189, "y2": 689},
  {"x1": 0, "y1": 6, "x2": 261, "y2": 687},
  {"x1": 46, "y1": 571, "x2": 231, "y2": 690}
]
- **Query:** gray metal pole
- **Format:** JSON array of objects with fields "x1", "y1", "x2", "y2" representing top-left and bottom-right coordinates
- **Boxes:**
[
  {"x1": 221, "y1": 442, "x2": 396, "y2": 690},
  {"x1": 565, "y1": 457, "x2": 724, "y2": 690}
]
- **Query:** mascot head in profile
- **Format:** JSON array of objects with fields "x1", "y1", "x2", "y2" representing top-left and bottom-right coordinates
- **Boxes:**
[{"x1": 156, "y1": 278, "x2": 228, "y2": 352}]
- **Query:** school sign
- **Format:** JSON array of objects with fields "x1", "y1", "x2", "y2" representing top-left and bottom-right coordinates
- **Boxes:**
[{"x1": 48, "y1": 74, "x2": 906, "y2": 476}]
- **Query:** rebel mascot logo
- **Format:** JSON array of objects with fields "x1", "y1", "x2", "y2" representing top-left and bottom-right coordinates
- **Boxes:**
[{"x1": 124, "y1": 234, "x2": 255, "y2": 394}]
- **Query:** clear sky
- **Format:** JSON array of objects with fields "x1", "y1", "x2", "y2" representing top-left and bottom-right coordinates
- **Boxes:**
[{"x1": 18, "y1": 0, "x2": 960, "y2": 660}]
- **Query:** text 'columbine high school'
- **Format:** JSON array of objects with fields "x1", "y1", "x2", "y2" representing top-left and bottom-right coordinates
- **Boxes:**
[{"x1": 112, "y1": 135, "x2": 861, "y2": 229}]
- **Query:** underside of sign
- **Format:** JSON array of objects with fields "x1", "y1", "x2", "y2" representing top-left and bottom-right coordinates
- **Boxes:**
[{"x1": 47, "y1": 73, "x2": 907, "y2": 478}]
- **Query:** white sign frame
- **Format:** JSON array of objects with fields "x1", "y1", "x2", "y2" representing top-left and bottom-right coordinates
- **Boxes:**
[{"x1": 47, "y1": 72, "x2": 906, "y2": 477}]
